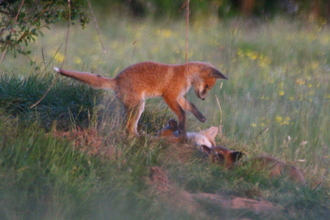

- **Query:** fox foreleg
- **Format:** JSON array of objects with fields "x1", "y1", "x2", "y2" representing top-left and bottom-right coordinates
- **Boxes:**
[
  {"x1": 163, "y1": 96, "x2": 187, "y2": 142},
  {"x1": 177, "y1": 109, "x2": 187, "y2": 143},
  {"x1": 177, "y1": 97, "x2": 206, "y2": 122}
]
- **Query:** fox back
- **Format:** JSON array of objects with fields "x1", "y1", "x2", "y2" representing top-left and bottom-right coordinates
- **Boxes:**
[
  {"x1": 55, "y1": 61, "x2": 227, "y2": 139},
  {"x1": 247, "y1": 157, "x2": 306, "y2": 185}
]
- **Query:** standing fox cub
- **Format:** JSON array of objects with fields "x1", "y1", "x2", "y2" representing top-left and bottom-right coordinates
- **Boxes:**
[
  {"x1": 202, "y1": 145, "x2": 306, "y2": 185},
  {"x1": 158, "y1": 119, "x2": 218, "y2": 149},
  {"x1": 54, "y1": 61, "x2": 227, "y2": 140}
]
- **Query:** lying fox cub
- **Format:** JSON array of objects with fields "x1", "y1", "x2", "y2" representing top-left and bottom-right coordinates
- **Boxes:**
[
  {"x1": 202, "y1": 145, "x2": 306, "y2": 185},
  {"x1": 158, "y1": 119, "x2": 218, "y2": 149}
]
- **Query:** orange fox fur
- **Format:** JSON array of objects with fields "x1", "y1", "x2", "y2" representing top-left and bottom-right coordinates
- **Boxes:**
[
  {"x1": 158, "y1": 119, "x2": 218, "y2": 148},
  {"x1": 54, "y1": 61, "x2": 227, "y2": 140},
  {"x1": 202, "y1": 145, "x2": 306, "y2": 185}
]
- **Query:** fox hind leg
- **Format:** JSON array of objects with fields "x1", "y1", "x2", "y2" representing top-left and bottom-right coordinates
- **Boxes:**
[{"x1": 124, "y1": 99, "x2": 145, "y2": 137}]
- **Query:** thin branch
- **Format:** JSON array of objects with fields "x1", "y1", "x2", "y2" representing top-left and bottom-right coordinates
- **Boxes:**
[
  {"x1": 87, "y1": 0, "x2": 106, "y2": 53},
  {"x1": 30, "y1": 1, "x2": 71, "y2": 108},
  {"x1": 215, "y1": 94, "x2": 223, "y2": 136},
  {"x1": 42, "y1": 44, "x2": 63, "y2": 73},
  {"x1": 29, "y1": 76, "x2": 58, "y2": 109},
  {"x1": 254, "y1": 127, "x2": 269, "y2": 144},
  {"x1": 63, "y1": 0, "x2": 71, "y2": 67},
  {"x1": 31, "y1": 1, "x2": 71, "y2": 108},
  {"x1": 30, "y1": 45, "x2": 63, "y2": 108},
  {"x1": 183, "y1": 0, "x2": 190, "y2": 127},
  {"x1": 185, "y1": 0, "x2": 190, "y2": 63},
  {"x1": 0, "y1": 0, "x2": 25, "y2": 63}
]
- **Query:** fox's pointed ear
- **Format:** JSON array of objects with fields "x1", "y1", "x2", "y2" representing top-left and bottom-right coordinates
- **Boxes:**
[
  {"x1": 206, "y1": 127, "x2": 218, "y2": 139},
  {"x1": 210, "y1": 68, "x2": 228, "y2": 80},
  {"x1": 230, "y1": 151, "x2": 243, "y2": 162},
  {"x1": 201, "y1": 65, "x2": 227, "y2": 79},
  {"x1": 168, "y1": 119, "x2": 178, "y2": 129}
]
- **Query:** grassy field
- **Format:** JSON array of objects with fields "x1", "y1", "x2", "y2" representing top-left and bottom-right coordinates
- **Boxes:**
[{"x1": 1, "y1": 14, "x2": 330, "y2": 219}]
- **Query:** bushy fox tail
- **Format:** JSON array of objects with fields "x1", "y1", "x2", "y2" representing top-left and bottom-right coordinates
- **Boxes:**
[{"x1": 54, "y1": 67, "x2": 116, "y2": 90}]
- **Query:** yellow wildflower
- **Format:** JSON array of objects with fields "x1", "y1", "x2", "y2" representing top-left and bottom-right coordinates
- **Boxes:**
[
  {"x1": 278, "y1": 91, "x2": 285, "y2": 96},
  {"x1": 275, "y1": 116, "x2": 283, "y2": 123},
  {"x1": 54, "y1": 52, "x2": 65, "y2": 62},
  {"x1": 247, "y1": 51, "x2": 258, "y2": 60}
]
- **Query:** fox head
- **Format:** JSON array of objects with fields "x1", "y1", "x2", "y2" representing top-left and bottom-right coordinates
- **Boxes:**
[
  {"x1": 192, "y1": 64, "x2": 227, "y2": 100},
  {"x1": 201, "y1": 145, "x2": 243, "y2": 168},
  {"x1": 158, "y1": 119, "x2": 218, "y2": 148},
  {"x1": 187, "y1": 126, "x2": 218, "y2": 148}
]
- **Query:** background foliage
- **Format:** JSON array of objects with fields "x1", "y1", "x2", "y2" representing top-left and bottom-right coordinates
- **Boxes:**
[
  {"x1": 2, "y1": 0, "x2": 330, "y2": 58},
  {"x1": 0, "y1": 0, "x2": 88, "y2": 57}
]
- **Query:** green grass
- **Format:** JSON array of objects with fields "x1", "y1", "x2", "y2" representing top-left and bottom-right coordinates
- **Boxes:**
[
  {"x1": 1, "y1": 15, "x2": 330, "y2": 219},
  {"x1": 0, "y1": 73, "x2": 104, "y2": 130},
  {"x1": 0, "y1": 113, "x2": 193, "y2": 220}
]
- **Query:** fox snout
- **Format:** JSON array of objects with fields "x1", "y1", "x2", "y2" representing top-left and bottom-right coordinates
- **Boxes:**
[
  {"x1": 196, "y1": 88, "x2": 208, "y2": 100},
  {"x1": 195, "y1": 90, "x2": 204, "y2": 100},
  {"x1": 194, "y1": 83, "x2": 208, "y2": 100}
]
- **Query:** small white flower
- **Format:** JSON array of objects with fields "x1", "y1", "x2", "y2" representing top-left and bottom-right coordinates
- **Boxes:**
[{"x1": 300, "y1": 141, "x2": 308, "y2": 146}]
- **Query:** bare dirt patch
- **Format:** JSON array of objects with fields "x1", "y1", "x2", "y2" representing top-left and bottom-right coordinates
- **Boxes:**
[{"x1": 147, "y1": 166, "x2": 283, "y2": 218}]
